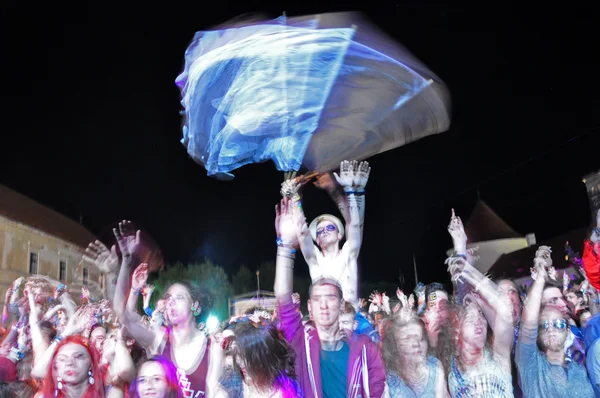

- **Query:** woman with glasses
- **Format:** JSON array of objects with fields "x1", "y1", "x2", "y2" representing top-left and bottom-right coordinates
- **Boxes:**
[
  {"x1": 516, "y1": 246, "x2": 594, "y2": 397},
  {"x1": 129, "y1": 356, "x2": 182, "y2": 398}
]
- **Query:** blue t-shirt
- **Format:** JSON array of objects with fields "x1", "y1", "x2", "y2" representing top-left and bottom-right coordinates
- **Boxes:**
[
  {"x1": 320, "y1": 341, "x2": 349, "y2": 398},
  {"x1": 586, "y1": 339, "x2": 600, "y2": 397},
  {"x1": 516, "y1": 323, "x2": 595, "y2": 397}
]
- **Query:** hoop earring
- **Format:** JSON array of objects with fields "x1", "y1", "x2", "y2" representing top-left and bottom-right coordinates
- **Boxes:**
[{"x1": 55, "y1": 376, "x2": 63, "y2": 396}]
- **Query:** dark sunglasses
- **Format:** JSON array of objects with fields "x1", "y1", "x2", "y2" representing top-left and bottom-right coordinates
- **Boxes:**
[
  {"x1": 316, "y1": 224, "x2": 337, "y2": 236},
  {"x1": 540, "y1": 318, "x2": 567, "y2": 331}
]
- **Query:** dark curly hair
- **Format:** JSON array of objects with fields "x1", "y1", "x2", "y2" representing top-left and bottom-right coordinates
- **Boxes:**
[{"x1": 232, "y1": 320, "x2": 298, "y2": 394}]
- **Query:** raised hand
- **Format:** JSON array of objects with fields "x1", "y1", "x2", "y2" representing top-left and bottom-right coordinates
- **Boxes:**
[
  {"x1": 280, "y1": 177, "x2": 307, "y2": 198},
  {"x1": 333, "y1": 160, "x2": 355, "y2": 190},
  {"x1": 407, "y1": 293, "x2": 415, "y2": 309},
  {"x1": 548, "y1": 266, "x2": 558, "y2": 281},
  {"x1": 530, "y1": 267, "x2": 538, "y2": 281},
  {"x1": 313, "y1": 172, "x2": 339, "y2": 194},
  {"x1": 131, "y1": 263, "x2": 149, "y2": 291},
  {"x1": 83, "y1": 240, "x2": 119, "y2": 274},
  {"x1": 445, "y1": 256, "x2": 467, "y2": 279},
  {"x1": 369, "y1": 290, "x2": 382, "y2": 306},
  {"x1": 448, "y1": 209, "x2": 467, "y2": 253},
  {"x1": 396, "y1": 288, "x2": 408, "y2": 307},
  {"x1": 276, "y1": 198, "x2": 297, "y2": 244},
  {"x1": 81, "y1": 286, "x2": 91, "y2": 301},
  {"x1": 291, "y1": 293, "x2": 301, "y2": 306},
  {"x1": 534, "y1": 245, "x2": 552, "y2": 269},
  {"x1": 353, "y1": 161, "x2": 371, "y2": 190},
  {"x1": 357, "y1": 298, "x2": 367, "y2": 309},
  {"x1": 382, "y1": 292, "x2": 391, "y2": 314},
  {"x1": 142, "y1": 284, "x2": 155, "y2": 297},
  {"x1": 113, "y1": 220, "x2": 141, "y2": 259}
]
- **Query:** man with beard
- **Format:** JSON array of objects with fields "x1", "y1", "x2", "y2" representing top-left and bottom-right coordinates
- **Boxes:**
[
  {"x1": 516, "y1": 246, "x2": 594, "y2": 397},
  {"x1": 542, "y1": 279, "x2": 586, "y2": 364}
]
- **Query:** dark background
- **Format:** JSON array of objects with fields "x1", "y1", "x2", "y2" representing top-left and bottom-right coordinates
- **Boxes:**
[{"x1": 1, "y1": 1, "x2": 599, "y2": 291}]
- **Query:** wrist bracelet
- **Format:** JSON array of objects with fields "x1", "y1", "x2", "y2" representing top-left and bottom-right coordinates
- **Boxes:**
[
  {"x1": 277, "y1": 246, "x2": 296, "y2": 254},
  {"x1": 9, "y1": 347, "x2": 24, "y2": 361},
  {"x1": 595, "y1": 227, "x2": 600, "y2": 236},
  {"x1": 53, "y1": 335, "x2": 64, "y2": 344},
  {"x1": 276, "y1": 237, "x2": 296, "y2": 250},
  {"x1": 131, "y1": 288, "x2": 141, "y2": 295}
]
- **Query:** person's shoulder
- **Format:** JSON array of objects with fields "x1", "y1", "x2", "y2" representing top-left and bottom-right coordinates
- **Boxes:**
[{"x1": 350, "y1": 333, "x2": 378, "y2": 348}]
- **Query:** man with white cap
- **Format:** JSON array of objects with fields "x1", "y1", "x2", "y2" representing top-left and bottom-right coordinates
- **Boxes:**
[{"x1": 283, "y1": 160, "x2": 370, "y2": 306}]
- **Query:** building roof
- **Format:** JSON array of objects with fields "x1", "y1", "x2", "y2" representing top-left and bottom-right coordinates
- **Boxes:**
[
  {"x1": 465, "y1": 200, "x2": 521, "y2": 243},
  {"x1": 489, "y1": 227, "x2": 589, "y2": 279},
  {"x1": 0, "y1": 184, "x2": 95, "y2": 248}
]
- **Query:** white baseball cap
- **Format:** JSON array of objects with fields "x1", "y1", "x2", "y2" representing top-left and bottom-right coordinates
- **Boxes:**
[{"x1": 309, "y1": 214, "x2": 344, "y2": 242}]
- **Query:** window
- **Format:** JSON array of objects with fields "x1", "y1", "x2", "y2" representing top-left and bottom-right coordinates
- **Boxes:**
[
  {"x1": 59, "y1": 261, "x2": 67, "y2": 281},
  {"x1": 29, "y1": 253, "x2": 38, "y2": 274},
  {"x1": 83, "y1": 268, "x2": 89, "y2": 286}
]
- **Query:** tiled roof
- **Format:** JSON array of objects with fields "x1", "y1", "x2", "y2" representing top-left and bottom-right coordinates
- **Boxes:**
[
  {"x1": 0, "y1": 184, "x2": 95, "y2": 248},
  {"x1": 465, "y1": 200, "x2": 521, "y2": 243}
]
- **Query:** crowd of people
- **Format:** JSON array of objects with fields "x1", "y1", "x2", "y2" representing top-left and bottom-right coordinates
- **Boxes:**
[{"x1": 0, "y1": 160, "x2": 599, "y2": 397}]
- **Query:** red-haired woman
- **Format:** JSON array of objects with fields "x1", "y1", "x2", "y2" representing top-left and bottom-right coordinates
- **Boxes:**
[{"x1": 35, "y1": 335, "x2": 105, "y2": 398}]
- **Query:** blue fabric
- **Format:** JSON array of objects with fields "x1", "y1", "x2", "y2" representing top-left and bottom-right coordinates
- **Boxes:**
[
  {"x1": 143, "y1": 306, "x2": 154, "y2": 317},
  {"x1": 586, "y1": 340, "x2": 600, "y2": 397},
  {"x1": 320, "y1": 341, "x2": 349, "y2": 398},
  {"x1": 354, "y1": 311, "x2": 379, "y2": 343},
  {"x1": 176, "y1": 13, "x2": 450, "y2": 179},
  {"x1": 584, "y1": 313, "x2": 600, "y2": 350}
]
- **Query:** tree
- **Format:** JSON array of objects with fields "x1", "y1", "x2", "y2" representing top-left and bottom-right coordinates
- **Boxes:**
[
  {"x1": 232, "y1": 265, "x2": 255, "y2": 295},
  {"x1": 258, "y1": 261, "x2": 275, "y2": 292},
  {"x1": 148, "y1": 259, "x2": 233, "y2": 322}
]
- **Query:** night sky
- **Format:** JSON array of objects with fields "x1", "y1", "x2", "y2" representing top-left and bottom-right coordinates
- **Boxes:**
[{"x1": 2, "y1": 1, "x2": 599, "y2": 292}]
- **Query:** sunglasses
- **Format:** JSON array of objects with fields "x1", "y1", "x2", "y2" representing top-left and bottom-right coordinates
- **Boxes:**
[
  {"x1": 316, "y1": 224, "x2": 337, "y2": 236},
  {"x1": 540, "y1": 318, "x2": 567, "y2": 331}
]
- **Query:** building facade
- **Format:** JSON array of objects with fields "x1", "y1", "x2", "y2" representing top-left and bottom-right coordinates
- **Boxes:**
[
  {"x1": 583, "y1": 170, "x2": 600, "y2": 216},
  {"x1": 0, "y1": 185, "x2": 102, "y2": 307}
]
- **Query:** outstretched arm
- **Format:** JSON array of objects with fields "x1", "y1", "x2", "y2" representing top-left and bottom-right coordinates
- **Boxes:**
[
  {"x1": 111, "y1": 221, "x2": 159, "y2": 351},
  {"x1": 520, "y1": 247, "x2": 551, "y2": 344},
  {"x1": 314, "y1": 173, "x2": 352, "y2": 224},
  {"x1": 280, "y1": 178, "x2": 319, "y2": 269},
  {"x1": 274, "y1": 198, "x2": 298, "y2": 305},
  {"x1": 334, "y1": 161, "x2": 366, "y2": 259},
  {"x1": 83, "y1": 240, "x2": 119, "y2": 301},
  {"x1": 447, "y1": 211, "x2": 513, "y2": 359}
]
